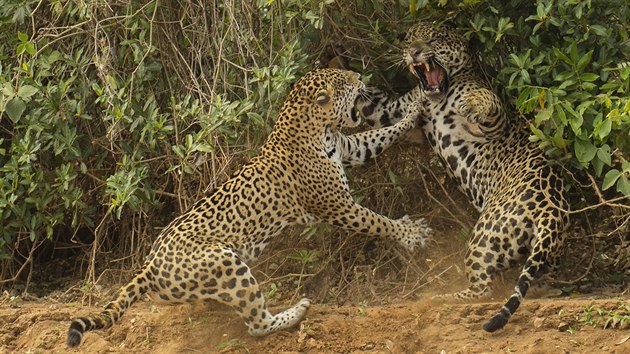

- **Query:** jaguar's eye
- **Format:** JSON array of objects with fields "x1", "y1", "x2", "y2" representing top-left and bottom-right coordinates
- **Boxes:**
[{"x1": 316, "y1": 91, "x2": 330, "y2": 106}]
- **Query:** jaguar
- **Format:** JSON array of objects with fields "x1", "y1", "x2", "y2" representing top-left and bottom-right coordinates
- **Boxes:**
[
  {"x1": 66, "y1": 68, "x2": 433, "y2": 347},
  {"x1": 357, "y1": 22, "x2": 569, "y2": 332}
]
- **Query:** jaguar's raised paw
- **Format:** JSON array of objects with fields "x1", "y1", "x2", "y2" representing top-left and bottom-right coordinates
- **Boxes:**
[
  {"x1": 457, "y1": 93, "x2": 491, "y2": 125},
  {"x1": 397, "y1": 215, "x2": 433, "y2": 251}
]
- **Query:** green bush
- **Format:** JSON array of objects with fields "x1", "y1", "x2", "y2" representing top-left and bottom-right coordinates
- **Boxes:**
[
  {"x1": 462, "y1": 0, "x2": 630, "y2": 197},
  {"x1": 0, "y1": 0, "x2": 315, "y2": 275}
]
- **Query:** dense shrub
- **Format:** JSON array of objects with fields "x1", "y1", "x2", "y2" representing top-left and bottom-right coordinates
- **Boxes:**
[
  {"x1": 0, "y1": 0, "x2": 627, "y2": 285},
  {"x1": 0, "y1": 0, "x2": 315, "y2": 280}
]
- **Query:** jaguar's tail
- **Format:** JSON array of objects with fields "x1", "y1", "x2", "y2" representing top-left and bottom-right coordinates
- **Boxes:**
[
  {"x1": 67, "y1": 269, "x2": 150, "y2": 347},
  {"x1": 483, "y1": 222, "x2": 562, "y2": 332}
]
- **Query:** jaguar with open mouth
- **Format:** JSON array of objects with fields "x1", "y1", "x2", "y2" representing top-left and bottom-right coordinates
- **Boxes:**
[
  {"x1": 355, "y1": 22, "x2": 569, "y2": 336},
  {"x1": 408, "y1": 58, "x2": 448, "y2": 97}
]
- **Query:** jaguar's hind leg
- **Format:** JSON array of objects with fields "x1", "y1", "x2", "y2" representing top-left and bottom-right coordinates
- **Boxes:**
[
  {"x1": 432, "y1": 238, "x2": 496, "y2": 301},
  {"x1": 484, "y1": 214, "x2": 565, "y2": 332},
  {"x1": 433, "y1": 208, "x2": 531, "y2": 301},
  {"x1": 173, "y1": 242, "x2": 310, "y2": 335}
]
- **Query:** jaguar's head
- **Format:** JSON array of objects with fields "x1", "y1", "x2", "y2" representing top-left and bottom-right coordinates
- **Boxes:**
[
  {"x1": 286, "y1": 68, "x2": 365, "y2": 129},
  {"x1": 404, "y1": 22, "x2": 472, "y2": 98}
]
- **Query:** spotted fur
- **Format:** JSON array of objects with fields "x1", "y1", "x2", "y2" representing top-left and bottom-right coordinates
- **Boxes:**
[
  {"x1": 66, "y1": 68, "x2": 432, "y2": 347},
  {"x1": 357, "y1": 23, "x2": 569, "y2": 332}
]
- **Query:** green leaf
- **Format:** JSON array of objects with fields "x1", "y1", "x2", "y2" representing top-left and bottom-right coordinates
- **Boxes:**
[
  {"x1": 602, "y1": 169, "x2": 621, "y2": 190},
  {"x1": 553, "y1": 47, "x2": 573, "y2": 65},
  {"x1": 17, "y1": 85, "x2": 38, "y2": 99},
  {"x1": 195, "y1": 143, "x2": 214, "y2": 153},
  {"x1": 91, "y1": 82, "x2": 103, "y2": 95},
  {"x1": 617, "y1": 176, "x2": 630, "y2": 196},
  {"x1": 555, "y1": 70, "x2": 574, "y2": 82},
  {"x1": 579, "y1": 73, "x2": 599, "y2": 82},
  {"x1": 246, "y1": 112, "x2": 264, "y2": 127},
  {"x1": 569, "y1": 119, "x2": 583, "y2": 136},
  {"x1": 574, "y1": 137, "x2": 597, "y2": 163},
  {"x1": 558, "y1": 79, "x2": 577, "y2": 90},
  {"x1": 17, "y1": 32, "x2": 28, "y2": 42},
  {"x1": 597, "y1": 119, "x2": 612, "y2": 140},
  {"x1": 590, "y1": 25, "x2": 608, "y2": 37},
  {"x1": 596, "y1": 145, "x2": 611, "y2": 166},
  {"x1": 16, "y1": 43, "x2": 25, "y2": 55},
  {"x1": 556, "y1": 105, "x2": 567, "y2": 124},
  {"x1": 5, "y1": 97, "x2": 26, "y2": 123},
  {"x1": 172, "y1": 145, "x2": 185, "y2": 159},
  {"x1": 509, "y1": 53, "x2": 522, "y2": 67},
  {"x1": 387, "y1": 169, "x2": 413, "y2": 185},
  {"x1": 592, "y1": 156, "x2": 604, "y2": 177},
  {"x1": 569, "y1": 42, "x2": 579, "y2": 64},
  {"x1": 25, "y1": 42, "x2": 35, "y2": 56},
  {"x1": 576, "y1": 50, "x2": 593, "y2": 71},
  {"x1": 535, "y1": 106, "x2": 553, "y2": 125},
  {"x1": 185, "y1": 134, "x2": 193, "y2": 148}
]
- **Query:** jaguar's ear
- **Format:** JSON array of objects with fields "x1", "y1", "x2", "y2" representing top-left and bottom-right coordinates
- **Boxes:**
[
  {"x1": 441, "y1": 20, "x2": 457, "y2": 31},
  {"x1": 315, "y1": 89, "x2": 331, "y2": 106}
]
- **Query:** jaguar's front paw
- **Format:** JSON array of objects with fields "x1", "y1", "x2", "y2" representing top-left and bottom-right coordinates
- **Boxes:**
[
  {"x1": 397, "y1": 215, "x2": 433, "y2": 251},
  {"x1": 398, "y1": 103, "x2": 426, "y2": 131},
  {"x1": 355, "y1": 87, "x2": 388, "y2": 119},
  {"x1": 457, "y1": 93, "x2": 491, "y2": 125},
  {"x1": 457, "y1": 99, "x2": 486, "y2": 125}
]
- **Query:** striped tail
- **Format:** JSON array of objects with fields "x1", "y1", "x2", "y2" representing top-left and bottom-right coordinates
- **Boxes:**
[
  {"x1": 483, "y1": 271, "x2": 530, "y2": 332},
  {"x1": 483, "y1": 224, "x2": 561, "y2": 332},
  {"x1": 67, "y1": 270, "x2": 150, "y2": 347}
]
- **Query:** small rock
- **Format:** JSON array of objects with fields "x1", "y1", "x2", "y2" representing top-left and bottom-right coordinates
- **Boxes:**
[
  {"x1": 533, "y1": 317, "x2": 546, "y2": 328},
  {"x1": 386, "y1": 339, "x2": 394, "y2": 351},
  {"x1": 557, "y1": 321, "x2": 569, "y2": 331},
  {"x1": 306, "y1": 338, "x2": 321, "y2": 349}
]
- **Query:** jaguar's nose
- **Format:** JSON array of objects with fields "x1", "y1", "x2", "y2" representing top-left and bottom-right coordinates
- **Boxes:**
[
  {"x1": 408, "y1": 44, "x2": 422, "y2": 57},
  {"x1": 346, "y1": 70, "x2": 362, "y2": 86}
]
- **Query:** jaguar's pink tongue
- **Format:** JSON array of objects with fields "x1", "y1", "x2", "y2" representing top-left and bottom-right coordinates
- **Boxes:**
[{"x1": 426, "y1": 68, "x2": 442, "y2": 87}]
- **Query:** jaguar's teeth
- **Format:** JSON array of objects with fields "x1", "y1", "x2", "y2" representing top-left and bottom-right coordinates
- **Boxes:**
[{"x1": 425, "y1": 63, "x2": 431, "y2": 71}]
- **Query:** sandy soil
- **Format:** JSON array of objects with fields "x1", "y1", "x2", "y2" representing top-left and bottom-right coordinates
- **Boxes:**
[{"x1": 1, "y1": 294, "x2": 628, "y2": 354}]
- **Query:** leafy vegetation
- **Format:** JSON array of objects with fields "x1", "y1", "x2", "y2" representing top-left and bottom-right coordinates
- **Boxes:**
[
  {"x1": 578, "y1": 304, "x2": 630, "y2": 329},
  {"x1": 0, "y1": 1, "x2": 627, "y2": 288}
]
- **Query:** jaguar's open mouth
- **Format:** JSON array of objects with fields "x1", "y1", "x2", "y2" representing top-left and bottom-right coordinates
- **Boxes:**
[{"x1": 409, "y1": 59, "x2": 448, "y2": 96}]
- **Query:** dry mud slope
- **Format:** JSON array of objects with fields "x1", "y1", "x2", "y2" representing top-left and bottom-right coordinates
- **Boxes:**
[{"x1": 1, "y1": 296, "x2": 628, "y2": 353}]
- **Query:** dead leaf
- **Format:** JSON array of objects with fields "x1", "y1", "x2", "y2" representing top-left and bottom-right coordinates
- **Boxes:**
[
  {"x1": 386, "y1": 339, "x2": 394, "y2": 351},
  {"x1": 616, "y1": 335, "x2": 630, "y2": 345},
  {"x1": 557, "y1": 321, "x2": 569, "y2": 331}
]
